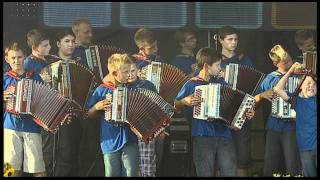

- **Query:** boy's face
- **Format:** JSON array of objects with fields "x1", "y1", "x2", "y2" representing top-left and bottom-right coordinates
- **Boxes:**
[
  {"x1": 57, "y1": 35, "x2": 76, "y2": 57},
  {"x1": 219, "y1": 33, "x2": 238, "y2": 51},
  {"x1": 297, "y1": 38, "x2": 316, "y2": 52},
  {"x1": 76, "y1": 23, "x2": 93, "y2": 46},
  {"x1": 5, "y1": 49, "x2": 25, "y2": 72},
  {"x1": 141, "y1": 41, "x2": 158, "y2": 57},
  {"x1": 277, "y1": 55, "x2": 293, "y2": 71},
  {"x1": 35, "y1": 40, "x2": 51, "y2": 56},
  {"x1": 128, "y1": 64, "x2": 138, "y2": 83},
  {"x1": 114, "y1": 64, "x2": 130, "y2": 84},
  {"x1": 181, "y1": 34, "x2": 197, "y2": 50},
  {"x1": 207, "y1": 60, "x2": 222, "y2": 77},
  {"x1": 301, "y1": 76, "x2": 317, "y2": 98}
]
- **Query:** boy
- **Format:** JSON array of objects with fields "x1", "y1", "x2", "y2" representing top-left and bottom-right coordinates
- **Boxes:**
[
  {"x1": 294, "y1": 30, "x2": 316, "y2": 63},
  {"x1": 217, "y1": 25, "x2": 254, "y2": 176},
  {"x1": 23, "y1": 29, "x2": 55, "y2": 83},
  {"x1": 256, "y1": 45, "x2": 301, "y2": 176},
  {"x1": 86, "y1": 53, "x2": 139, "y2": 177},
  {"x1": 127, "y1": 62, "x2": 165, "y2": 177},
  {"x1": 41, "y1": 29, "x2": 80, "y2": 176},
  {"x1": 132, "y1": 28, "x2": 165, "y2": 70},
  {"x1": 3, "y1": 42, "x2": 46, "y2": 177},
  {"x1": 174, "y1": 47, "x2": 255, "y2": 177},
  {"x1": 171, "y1": 27, "x2": 197, "y2": 76},
  {"x1": 273, "y1": 62, "x2": 317, "y2": 177}
]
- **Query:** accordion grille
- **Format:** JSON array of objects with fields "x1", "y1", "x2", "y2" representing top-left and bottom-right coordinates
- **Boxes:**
[{"x1": 127, "y1": 91, "x2": 171, "y2": 143}]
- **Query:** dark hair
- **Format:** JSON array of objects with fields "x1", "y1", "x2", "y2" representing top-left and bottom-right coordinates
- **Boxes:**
[
  {"x1": 27, "y1": 29, "x2": 49, "y2": 48},
  {"x1": 56, "y1": 29, "x2": 75, "y2": 42},
  {"x1": 196, "y1": 47, "x2": 222, "y2": 69},
  {"x1": 218, "y1": 26, "x2": 238, "y2": 40}
]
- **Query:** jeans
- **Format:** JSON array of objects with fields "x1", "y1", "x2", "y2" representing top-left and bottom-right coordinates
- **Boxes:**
[
  {"x1": 103, "y1": 141, "x2": 139, "y2": 177},
  {"x1": 263, "y1": 130, "x2": 302, "y2": 176},
  {"x1": 300, "y1": 149, "x2": 317, "y2": 177},
  {"x1": 193, "y1": 136, "x2": 236, "y2": 177}
]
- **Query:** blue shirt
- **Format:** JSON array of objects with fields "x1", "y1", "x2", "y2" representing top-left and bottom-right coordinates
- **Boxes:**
[
  {"x1": 72, "y1": 46, "x2": 89, "y2": 67},
  {"x1": 127, "y1": 78, "x2": 157, "y2": 92},
  {"x1": 3, "y1": 71, "x2": 44, "y2": 133},
  {"x1": 255, "y1": 71, "x2": 297, "y2": 132},
  {"x1": 175, "y1": 77, "x2": 232, "y2": 138},
  {"x1": 171, "y1": 54, "x2": 196, "y2": 75},
  {"x1": 220, "y1": 53, "x2": 254, "y2": 69},
  {"x1": 133, "y1": 53, "x2": 166, "y2": 70},
  {"x1": 294, "y1": 95, "x2": 317, "y2": 152},
  {"x1": 86, "y1": 84, "x2": 137, "y2": 154},
  {"x1": 23, "y1": 54, "x2": 60, "y2": 74}
]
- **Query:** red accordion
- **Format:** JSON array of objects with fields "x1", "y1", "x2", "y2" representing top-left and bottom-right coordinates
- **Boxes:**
[
  {"x1": 105, "y1": 87, "x2": 173, "y2": 143},
  {"x1": 5, "y1": 79, "x2": 73, "y2": 133},
  {"x1": 140, "y1": 62, "x2": 189, "y2": 106}
]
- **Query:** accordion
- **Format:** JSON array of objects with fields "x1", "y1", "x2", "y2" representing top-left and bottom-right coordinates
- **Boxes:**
[
  {"x1": 85, "y1": 45, "x2": 127, "y2": 81},
  {"x1": 140, "y1": 62, "x2": 189, "y2": 106},
  {"x1": 5, "y1": 79, "x2": 73, "y2": 133},
  {"x1": 303, "y1": 51, "x2": 317, "y2": 74},
  {"x1": 105, "y1": 87, "x2": 174, "y2": 143},
  {"x1": 193, "y1": 83, "x2": 256, "y2": 130},
  {"x1": 271, "y1": 77, "x2": 299, "y2": 119},
  {"x1": 224, "y1": 63, "x2": 265, "y2": 95},
  {"x1": 47, "y1": 61, "x2": 96, "y2": 110}
]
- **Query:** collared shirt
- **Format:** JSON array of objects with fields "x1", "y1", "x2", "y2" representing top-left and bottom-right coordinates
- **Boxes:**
[
  {"x1": 175, "y1": 77, "x2": 232, "y2": 138},
  {"x1": 3, "y1": 70, "x2": 43, "y2": 133},
  {"x1": 86, "y1": 83, "x2": 137, "y2": 154},
  {"x1": 171, "y1": 54, "x2": 196, "y2": 75}
]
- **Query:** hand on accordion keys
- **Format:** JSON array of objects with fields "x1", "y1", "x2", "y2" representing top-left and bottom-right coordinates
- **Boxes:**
[
  {"x1": 182, "y1": 94, "x2": 201, "y2": 107},
  {"x1": 3, "y1": 86, "x2": 15, "y2": 102},
  {"x1": 94, "y1": 94, "x2": 112, "y2": 111},
  {"x1": 260, "y1": 89, "x2": 274, "y2": 102},
  {"x1": 244, "y1": 107, "x2": 256, "y2": 121}
]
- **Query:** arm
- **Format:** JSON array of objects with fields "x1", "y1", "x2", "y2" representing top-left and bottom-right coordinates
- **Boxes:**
[
  {"x1": 273, "y1": 62, "x2": 301, "y2": 101},
  {"x1": 254, "y1": 89, "x2": 274, "y2": 104},
  {"x1": 174, "y1": 94, "x2": 201, "y2": 111},
  {"x1": 87, "y1": 99, "x2": 111, "y2": 120}
]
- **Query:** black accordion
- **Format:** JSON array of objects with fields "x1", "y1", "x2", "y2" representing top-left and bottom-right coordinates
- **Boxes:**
[
  {"x1": 271, "y1": 77, "x2": 299, "y2": 119},
  {"x1": 85, "y1": 45, "x2": 127, "y2": 81},
  {"x1": 140, "y1": 62, "x2": 189, "y2": 106},
  {"x1": 224, "y1": 63, "x2": 265, "y2": 95},
  {"x1": 303, "y1": 51, "x2": 317, "y2": 74},
  {"x1": 47, "y1": 61, "x2": 96, "y2": 110},
  {"x1": 193, "y1": 83, "x2": 256, "y2": 130},
  {"x1": 104, "y1": 87, "x2": 174, "y2": 143},
  {"x1": 5, "y1": 79, "x2": 73, "y2": 133}
]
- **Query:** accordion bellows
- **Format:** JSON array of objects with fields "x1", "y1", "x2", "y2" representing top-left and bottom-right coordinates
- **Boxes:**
[
  {"x1": 193, "y1": 83, "x2": 256, "y2": 130},
  {"x1": 85, "y1": 45, "x2": 127, "y2": 81},
  {"x1": 141, "y1": 62, "x2": 189, "y2": 106},
  {"x1": 48, "y1": 61, "x2": 96, "y2": 110},
  {"x1": 225, "y1": 63, "x2": 265, "y2": 95},
  {"x1": 105, "y1": 87, "x2": 173, "y2": 143},
  {"x1": 5, "y1": 79, "x2": 73, "y2": 133}
]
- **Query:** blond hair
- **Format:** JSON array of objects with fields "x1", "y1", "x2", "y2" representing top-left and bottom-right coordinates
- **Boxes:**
[
  {"x1": 269, "y1": 45, "x2": 289, "y2": 64},
  {"x1": 134, "y1": 28, "x2": 156, "y2": 48},
  {"x1": 5, "y1": 42, "x2": 25, "y2": 56},
  {"x1": 107, "y1": 53, "x2": 134, "y2": 72},
  {"x1": 72, "y1": 18, "x2": 91, "y2": 34}
]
